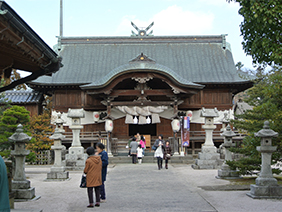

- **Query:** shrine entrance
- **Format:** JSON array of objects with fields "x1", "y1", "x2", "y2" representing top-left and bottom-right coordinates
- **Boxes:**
[{"x1": 128, "y1": 123, "x2": 157, "y2": 137}]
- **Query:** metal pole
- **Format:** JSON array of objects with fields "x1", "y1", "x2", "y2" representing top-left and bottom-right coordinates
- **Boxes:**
[{"x1": 60, "y1": 0, "x2": 63, "y2": 37}]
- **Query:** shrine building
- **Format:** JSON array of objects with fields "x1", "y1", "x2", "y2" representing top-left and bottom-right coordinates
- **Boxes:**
[{"x1": 28, "y1": 23, "x2": 252, "y2": 154}]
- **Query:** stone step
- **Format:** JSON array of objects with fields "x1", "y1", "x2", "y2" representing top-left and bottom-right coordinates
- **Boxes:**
[
  {"x1": 109, "y1": 156, "x2": 194, "y2": 164},
  {"x1": 116, "y1": 151, "x2": 154, "y2": 157}
]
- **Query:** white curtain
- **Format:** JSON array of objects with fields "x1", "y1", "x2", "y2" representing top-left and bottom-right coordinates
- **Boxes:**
[{"x1": 116, "y1": 106, "x2": 167, "y2": 124}]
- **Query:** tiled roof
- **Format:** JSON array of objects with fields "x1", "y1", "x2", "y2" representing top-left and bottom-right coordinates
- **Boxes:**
[
  {"x1": 1, "y1": 90, "x2": 43, "y2": 104},
  {"x1": 30, "y1": 35, "x2": 250, "y2": 88}
]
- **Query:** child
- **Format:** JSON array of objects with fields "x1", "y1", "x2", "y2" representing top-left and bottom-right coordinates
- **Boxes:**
[
  {"x1": 137, "y1": 144, "x2": 143, "y2": 164},
  {"x1": 164, "y1": 141, "x2": 172, "y2": 169}
]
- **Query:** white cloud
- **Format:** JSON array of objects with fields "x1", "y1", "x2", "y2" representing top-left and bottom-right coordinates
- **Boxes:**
[
  {"x1": 198, "y1": 0, "x2": 239, "y2": 8},
  {"x1": 114, "y1": 15, "x2": 136, "y2": 35},
  {"x1": 115, "y1": 5, "x2": 214, "y2": 36},
  {"x1": 152, "y1": 5, "x2": 214, "y2": 35}
]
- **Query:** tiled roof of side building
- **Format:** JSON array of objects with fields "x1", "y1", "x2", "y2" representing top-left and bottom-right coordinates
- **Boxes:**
[
  {"x1": 30, "y1": 35, "x2": 250, "y2": 87},
  {"x1": 0, "y1": 90, "x2": 43, "y2": 104}
]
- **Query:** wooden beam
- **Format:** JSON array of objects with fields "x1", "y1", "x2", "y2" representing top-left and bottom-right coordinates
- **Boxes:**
[
  {"x1": 107, "y1": 89, "x2": 175, "y2": 96},
  {"x1": 101, "y1": 100, "x2": 184, "y2": 107},
  {"x1": 110, "y1": 101, "x2": 174, "y2": 106}
]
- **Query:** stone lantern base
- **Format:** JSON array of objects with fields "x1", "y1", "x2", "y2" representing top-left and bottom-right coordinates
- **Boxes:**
[
  {"x1": 12, "y1": 180, "x2": 36, "y2": 201},
  {"x1": 216, "y1": 164, "x2": 240, "y2": 179},
  {"x1": 46, "y1": 167, "x2": 69, "y2": 181},
  {"x1": 247, "y1": 184, "x2": 282, "y2": 199},
  {"x1": 65, "y1": 148, "x2": 87, "y2": 170},
  {"x1": 192, "y1": 146, "x2": 220, "y2": 169}
]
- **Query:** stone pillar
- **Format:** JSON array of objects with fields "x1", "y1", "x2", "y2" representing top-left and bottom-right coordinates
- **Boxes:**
[
  {"x1": 173, "y1": 132, "x2": 179, "y2": 156},
  {"x1": 247, "y1": 121, "x2": 282, "y2": 199},
  {"x1": 217, "y1": 125, "x2": 240, "y2": 179},
  {"x1": 9, "y1": 124, "x2": 36, "y2": 201},
  {"x1": 171, "y1": 119, "x2": 180, "y2": 156},
  {"x1": 105, "y1": 119, "x2": 113, "y2": 157},
  {"x1": 47, "y1": 113, "x2": 69, "y2": 180},
  {"x1": 192, "y1": 108, "x2": 220, "y2": 169},
  {"x1": 65, "y1": 108, "x2": 87, "y2": 170}
]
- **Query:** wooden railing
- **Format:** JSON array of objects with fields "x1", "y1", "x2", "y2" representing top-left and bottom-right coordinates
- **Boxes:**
[
  {"x1": 189, "y1": 130, "x2": 246, "y2": 139},
  {"x1": 62, "y1": 131, "x2": 108, "y2": 141},
  {"x1": 61, "y1": 131, "x2": 118, "y2": 155},
  {"x1": 169, "y1": 130, "x2": 246, "y2": 156}
]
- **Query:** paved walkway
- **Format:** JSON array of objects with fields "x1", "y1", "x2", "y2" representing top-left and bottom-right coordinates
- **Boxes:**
[{"x1": 13, "y1": 163, "x2": 282, "y2": 212}]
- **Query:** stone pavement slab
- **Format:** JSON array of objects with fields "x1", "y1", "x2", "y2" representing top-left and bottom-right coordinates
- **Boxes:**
[
  {"x1": 100, "y1": 164, "x2": 216, "y2": 212},
  {"x1": 12, "y1": 163, "x2": 282, "y2": 212}
]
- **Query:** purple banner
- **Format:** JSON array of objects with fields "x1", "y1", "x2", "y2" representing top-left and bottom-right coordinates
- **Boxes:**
[{"x1": 181, "y1": 116, "x2": 190, "y2": 147}]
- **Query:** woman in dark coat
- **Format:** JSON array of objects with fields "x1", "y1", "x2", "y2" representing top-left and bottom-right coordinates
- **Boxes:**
[
  {"x1": 84, "y1": 147, "x2": 102, "y2": 208},
  {"x1": 153, "y1": 134, "x2": 165, "y2": 170},
  {"x1": 164, "y1": 141, "x2": 172, "y2": 169},
  {"x1": 96, "y1": 142, "x2": 108, "y2": 203}
]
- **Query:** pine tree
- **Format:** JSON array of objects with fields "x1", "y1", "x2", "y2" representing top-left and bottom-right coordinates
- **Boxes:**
[
  {"x1": 228, "y1": 66, "x2": 282, "y2": 175},
  {"x1": 0, "y1": 105, "x2": 30, "y2": 157}
]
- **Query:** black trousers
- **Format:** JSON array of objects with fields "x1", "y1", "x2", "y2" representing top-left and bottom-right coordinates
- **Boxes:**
[
  {"x1": 165, "y1": 159, "x2": 168, "y2": 165},
  {"x1": 132, "y1": 154, "x2": 137, "y2": 164},
  {"x1": 157, "y1": 157, "x2": 163, "y2": 169},
  {"x1": 100, "y1": 181, "x2": 106, "y2": 200},
  {"x1": 87, "y1": 186, "x2": 100, "y2": 204}
]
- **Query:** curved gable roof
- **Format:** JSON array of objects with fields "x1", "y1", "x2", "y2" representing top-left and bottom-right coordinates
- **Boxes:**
[
  {"x1": 30, "y1": 35, "x2": 249, "y2": 87},
  {"x1": 80, "y1": 61, "x2": 203, "y2": 89}
]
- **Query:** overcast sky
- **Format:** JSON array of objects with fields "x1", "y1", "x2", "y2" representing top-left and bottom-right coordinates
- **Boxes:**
[{"x1": 5, "y1": 0, "x2": 254, "y2": 76}]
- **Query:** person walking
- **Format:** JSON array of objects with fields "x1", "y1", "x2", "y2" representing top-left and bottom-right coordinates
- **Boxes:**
[
  {"x1": 96, "y1": 142, "x2": 108, "y2": 203},
  {"x1": 139, "y1": 135, "x2": 146, "y2": 155},
  {"x1": 136, "y1": 133, "x2": 141, "y2": 143},
  {"x1": 153, "y1": 134, "x2": 165, "y2": 170},
  {"x1": 127, "y1": 137, "x2": 134, "y2": 157},
  {"x1": 0, "y1": 155, "x2": 10, "y2": 212},
  {"x1": 84, "y1": 147, "x2": 102, "y2": 208},
  {"x1": 137, "y1": 144, "x2": 143, "y2": 164},
  {"x1": 164, "y1": 141, "x2": 172, "y2": 169},
  {"x1": 130, "y1": 137, "x2": 138, "y2": 164}
]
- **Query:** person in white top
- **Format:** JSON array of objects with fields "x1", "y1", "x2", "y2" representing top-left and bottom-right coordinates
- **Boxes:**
[
  {"x1": 153, "y1": 134, "x2": 165, "y2": 170},
  {"x1": 137, "y1": 144, "x2": 143, "y2": 164}
]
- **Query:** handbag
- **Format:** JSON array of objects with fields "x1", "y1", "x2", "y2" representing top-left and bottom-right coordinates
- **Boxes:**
[
  {"x1": 80, "y1": 175, "x2": 87, "y2": 188},
  {"x1": 166, "y1": 154, "x2": 171, "y2": 159}
]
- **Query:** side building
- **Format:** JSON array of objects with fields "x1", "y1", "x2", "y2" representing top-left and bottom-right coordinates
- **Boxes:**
[{"x1": 0, "y1": 90, "x2": 44, "y2": 116}]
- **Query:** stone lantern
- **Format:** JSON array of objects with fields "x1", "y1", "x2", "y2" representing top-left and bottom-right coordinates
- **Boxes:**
[
  {"x1": 9, "y1": 124, "x2": 35, "y2": 200},
  {"x1": 247, "y1": 121, "x2": 282, "y2": 199},
  {"x1": 55, "y1": 112, "x2": 65, "y2": 133},
  {"x1": 217, "y1": 124, "x2": 239, "y2": 179},
  {"x1": 192, "y1": 107, "x2": 220, "y2": 169},
  {"x1": 65, "y1": 108, "x2": 87, "y2": 170},
  {"x1": 47, "y1": 113, "x2": 69, "y2": 180}
]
